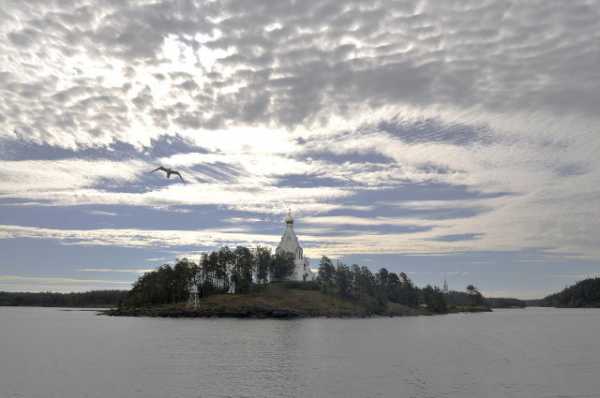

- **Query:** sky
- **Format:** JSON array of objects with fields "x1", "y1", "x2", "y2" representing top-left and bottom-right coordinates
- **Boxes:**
[{"x1": 1, "y1": 0, "x2": 599, "y2": 298}]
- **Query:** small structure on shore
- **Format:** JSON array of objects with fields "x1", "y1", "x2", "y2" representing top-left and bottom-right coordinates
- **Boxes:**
[
  {"x1": 275, "y1": 210, "x2": 316, "y2": 282},
  {"x1": 188, "y1": 282, "x2": 199, "y2": 308}
]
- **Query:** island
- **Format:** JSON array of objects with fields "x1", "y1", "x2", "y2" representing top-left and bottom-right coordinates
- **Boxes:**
[
  {"x1": 103, "y1": 250, "x2": 491, "y2": 319},
  {"x1": 105, "y1": 212, "x2": 491, "y2": 318},
  {"x1": 1, "y1": 214, "x2": 495, "y2": 318}
]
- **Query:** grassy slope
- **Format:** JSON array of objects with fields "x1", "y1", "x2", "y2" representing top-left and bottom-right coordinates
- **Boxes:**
[{"x1": 106, "y1": 285, "x2": 426, "y2": 318}]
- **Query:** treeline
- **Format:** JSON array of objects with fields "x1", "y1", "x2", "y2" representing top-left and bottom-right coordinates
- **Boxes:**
[
  {"x1": 124, "y1": 246, "x2": 488, "y2": 314},
  {"x1": 316, "y1": 258, "x2": 488, "y2": 313},
  {"x1": 540, "y1": 278, "x2": 600, "y2": 307},
  {"x1": 485, "y1": 297, "x2": 526, "y2": 308},
  {"x1": 318, "y1": 259, "x2": 418, "y2": 309},
  {"x1": 126, "y1": 253, "x2": 449, "y2": 313},
  {"x1": 445, "y1": 285, "x2": 487, "y2": 307},
  {"x1": 126, "y1": 246, "x2": 295, "y2": 306},
  {"x1": 0, "y1": 290, "x2": 128, "y2": 307}
]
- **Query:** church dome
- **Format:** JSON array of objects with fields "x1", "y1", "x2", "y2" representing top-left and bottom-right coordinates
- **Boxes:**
[{"x1": 285, "y1": 209, "x2": 294, "y2": 224}]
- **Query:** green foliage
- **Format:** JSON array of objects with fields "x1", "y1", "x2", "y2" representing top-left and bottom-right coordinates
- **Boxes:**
[
  {"x1": 317, "y1": 256, "x2": 336, "y2": 293},
  {"x1": 350, "y1": 265, "x2": 376, "y2": 301},
  {"x1": 232, "y1": 246, "x2": 254, "y2": 293},
  {"x1": 445, "y1": 291, "x2": 475, "y2": 306},
  {"x1": 541, "y1": 278, "x2": 600, "y2": 307},
  {"x1": 126, "y1": 261, "x2": 194, "y2": 306},
  {"x1": 445, "y1": 286, "x2": 488, "y2": 309},
  {"x1": 316, "y1": 262, "x2": 426, "y2": 313},
  {"x1": 465, "y1": 284, "x2": 485, "y2": 306},
  {"x1": 255, "y1": 246, "x2": 272, "y2": 284},
  {"x1": 421, "y1": 285, "x2": 447, "y2": 313},
  {"x1": 269, "y1": 251, "x2": 296, "y2": 281},
  {"x1": 386, "y1": 272, "x2": 419, "y2": 307},
  {"x1": 126, "y1": 245, "x2": 300, "y2": 306},
  {"x1": 217, "y1": 247, "x2": 234, "y2": 292},
  {"x1": 334, "y1": 263, "x2": 353, "y2": 298},
  {"x1": 122, "y1": 245, "x2": 487, "y2": 317},
  {"x1": 314, "y1": 261, "x2": 488, "y2": 315}
]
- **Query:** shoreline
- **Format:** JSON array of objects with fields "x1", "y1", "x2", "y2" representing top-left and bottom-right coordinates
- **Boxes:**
[
  {"x1": 102, "y1": 308, "x2": 493, "y2": 319},
  {"x1": 102, "y1": 302, "x2": 492, "y2": 319}
]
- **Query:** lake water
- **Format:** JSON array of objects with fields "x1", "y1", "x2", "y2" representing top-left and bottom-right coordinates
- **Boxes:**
[{"x1": 1, "y1": 307, "x2": 600, "y2": 398}]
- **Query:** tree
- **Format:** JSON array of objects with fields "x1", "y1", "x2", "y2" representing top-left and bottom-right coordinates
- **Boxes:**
[
  {"x1": 0, "y1": 290, "x2": 129, "y2": 307},
  {"x1": 270, "y1": 251, "x2": 295, "y2": 281},
  {"x1": 399, "y1": 272, "x2": 410, "y2": 286},
  {"x1": 422, "y1": 285, "x2": 447, "y2": 313},
  {"x1": 203, "y1": 251, "x2": 220, "y2": 292},
  {"x1": 172, "y1": 258, "x2": 195, "y2": 302},
  {"x1": 127, "y1": 264, "x2": 177, "y2": 306},
  {"x1": 217, "y1": 247, "x2": 235, "y2": 291},
  {"x1": 350, "y1": 264, "x2": 362, "y2": 299},
  {"x1": 375, "y1": 268, "x2": 391, "y2": 305},
  {"x1": 232, "y1": 246, "x2": 255, "y2": 293},
  {"x1": 350, "y1": 265, "x2": 376, "y2": 301},
  {"x1": 197, "y1": 253, "x2": 209, "y2": 297},
  {"x1": 317, "y1": 256, "x2": 336, "y2": 293},
  {"x1": 255, "y1": 246, "x2": 272, "y2": 284},
  {"x1": 376, "y1": 268, "x2": 390, "y2": 292},
  {"x1": 466, "y1": 284, "x2": 484, "y2": 306},
  {"x1": 334, "y1": 263, "x2": 352, "y2": 298},
  {"x1": 541, "y1": 278, "x2": 600, "y2": 307},
  {"x1": 386, "y1": 272, "x2": 402, "y2": 302},
  {"x1": 389, "y1": 272, "x2": 419, "y2": 307}
]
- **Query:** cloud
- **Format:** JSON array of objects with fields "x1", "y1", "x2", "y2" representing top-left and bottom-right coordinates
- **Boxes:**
[
  {"x1": 86, "y1": 210, "x2": 118, "y2": 217},
  {"x1": 0, "y1": 275, "x2": 130, "y2": 285},
  {"x1": 78, "y1": 268, "x2": 153, "y2": 274},
  {"x1": 0, "y1": 154, "x2": 353, "y2": 214},
  {"x1": 0, "y1": 224, "x2": 283, "y2": 250},
  {"x1": 2, "y1": 0, "x2": 600, "y2": 147},
  {"x1": 303, "y1": 215, "x2": 441, "y2": 227},
  {"x1": 0, "y1": 222, "x2": 514, "y2": 259},
  {"x1": 0, "y1": 159, "x2": 147, "y2": 193},
  {"x1": 1, "y1": 0, "x2": 600, "y2": 265},
  {"x1": 429, "y1": 233, "x2": 483, "y2": 242}
]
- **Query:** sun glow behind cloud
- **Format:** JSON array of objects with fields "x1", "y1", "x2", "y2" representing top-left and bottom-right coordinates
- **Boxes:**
[{"x1": 1, "y1": 0, "x2": 600, "y2": 294}]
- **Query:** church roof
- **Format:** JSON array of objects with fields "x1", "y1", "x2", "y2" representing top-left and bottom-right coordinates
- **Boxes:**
[
  {"x1": 277, "y1": 210, "x2": 302, "y2": 254},
  {"x1": 285, "y1": 210, "x2": 294, "y2": 224}
]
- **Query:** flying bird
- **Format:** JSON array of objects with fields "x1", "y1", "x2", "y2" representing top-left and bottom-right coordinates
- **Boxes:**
[{"x1": 151, "y1": 166, "x2": 185, "y2": 183}]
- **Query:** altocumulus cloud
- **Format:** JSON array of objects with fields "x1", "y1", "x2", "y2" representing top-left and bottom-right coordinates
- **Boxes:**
[{"x1": 1, "y1": 0, "x2": 600, "y2": 296}]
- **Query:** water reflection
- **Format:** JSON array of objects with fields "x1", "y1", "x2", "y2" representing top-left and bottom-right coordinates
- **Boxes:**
[{"x1": 1, "y1": 308, "x2": 600, "y2": 398}]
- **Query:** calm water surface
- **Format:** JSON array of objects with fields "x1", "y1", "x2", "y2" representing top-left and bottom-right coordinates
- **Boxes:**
[{"x1": 1, "y1": 307, "x2": 600, "y2": 398}]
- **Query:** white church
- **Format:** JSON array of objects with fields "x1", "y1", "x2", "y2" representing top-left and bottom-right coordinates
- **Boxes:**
[
  {"x1": 275, "y1": 210, "x2": 316, "y2": 281},
  {"x1": 189, "y1": 210, "x2": 315, "y2": 303}
]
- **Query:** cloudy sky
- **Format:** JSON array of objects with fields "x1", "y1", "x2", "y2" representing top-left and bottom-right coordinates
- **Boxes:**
[{"x1": 1, "y1": 0, "x2": 599, "y2": 298}]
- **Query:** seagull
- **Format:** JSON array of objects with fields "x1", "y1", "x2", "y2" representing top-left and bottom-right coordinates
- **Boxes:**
[{"x1": 151, "y1": 166, "x2": 185, "y2": 183}]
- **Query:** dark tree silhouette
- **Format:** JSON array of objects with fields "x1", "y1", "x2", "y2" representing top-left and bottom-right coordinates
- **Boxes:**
[
  {"x1": 541, "y1": 278, "x2": 600, "y2": 307},
  {"x1": 317, "y1": 256, "x2": 336, "y2": 293},
  {"x1": 0, "y1": 290, "x2": 128, "y2": 307},
  {"x1": 255, "y1": 246, "x2": 272, "y2": 284},
  {"x1": 270, "y1": 252, "x2": 295, "y2": 281}
]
